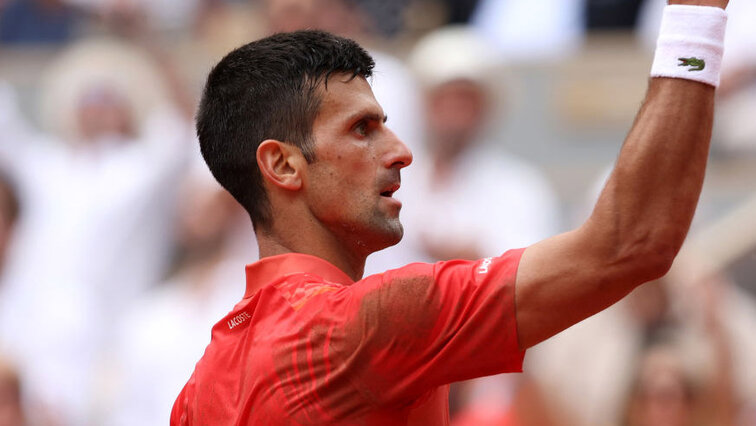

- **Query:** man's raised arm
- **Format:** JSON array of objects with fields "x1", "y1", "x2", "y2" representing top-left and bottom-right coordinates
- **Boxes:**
[{"x1": 514, "y1": 0, "x2": 729, "y2": 350}]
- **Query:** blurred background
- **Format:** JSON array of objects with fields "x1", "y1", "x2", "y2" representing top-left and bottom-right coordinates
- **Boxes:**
[{"x1": 0, "y1": 0, "x2": 755, "y2": 425}]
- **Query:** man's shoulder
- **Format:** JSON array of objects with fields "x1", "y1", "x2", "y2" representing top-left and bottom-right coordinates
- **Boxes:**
[{"x1": 271, "y1": 275, "x2": 346, "y2": 312}]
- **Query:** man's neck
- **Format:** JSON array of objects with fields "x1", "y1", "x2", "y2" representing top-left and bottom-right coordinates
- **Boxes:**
[{"x1": 256, "y1": 230, "x2": 366, "y2": 281}]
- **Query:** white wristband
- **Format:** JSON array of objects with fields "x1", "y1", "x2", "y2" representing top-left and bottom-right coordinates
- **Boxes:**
[{"x1": 650, "y1": 5, "x2": 728, "y2": 87}]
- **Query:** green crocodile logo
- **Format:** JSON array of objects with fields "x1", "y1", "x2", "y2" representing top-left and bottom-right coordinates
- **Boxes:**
[{"x1": 678, "y1": 57, "x2": 705, "y2": 72}]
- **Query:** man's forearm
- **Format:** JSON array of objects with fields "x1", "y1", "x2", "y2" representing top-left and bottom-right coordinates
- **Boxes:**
[
  {"x1": 584, "y1": 77, "x2": 714, "y2": 281},
  {"x1": 581, "y1": 3, "x2": 728, "y2": 281},
  {"x1": 515, "y1": 78, "x2": 716, "y2": 349},
  {"x1": 589, "y1": 1, "x2": 730, "y2": 268}
]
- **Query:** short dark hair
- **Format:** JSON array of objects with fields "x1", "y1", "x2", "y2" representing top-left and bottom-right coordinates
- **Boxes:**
[{"x1": 197, "y1": 30, "x2": 375, "y2": 230}]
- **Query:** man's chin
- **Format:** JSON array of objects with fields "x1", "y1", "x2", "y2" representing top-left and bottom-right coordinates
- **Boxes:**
[
  {"x1": 366, "y1": 221, "x2": 404, "y2": 253},
  {"x1": 380, "y1": 230, "x2": 404, "y2": 249}
]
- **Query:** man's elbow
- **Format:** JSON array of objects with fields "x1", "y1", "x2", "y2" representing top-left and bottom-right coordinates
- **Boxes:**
[
  {"x1": 622, "y1": 230, "x2": 682, "y2": 283},
  {"x1": 641, "y1": 241, "x2": 677, "y2": 280}
]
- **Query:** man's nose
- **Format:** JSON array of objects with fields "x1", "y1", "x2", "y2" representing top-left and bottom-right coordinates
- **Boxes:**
[{"x1": 384, "y1": 129, "x2": 413, "y2": 169}]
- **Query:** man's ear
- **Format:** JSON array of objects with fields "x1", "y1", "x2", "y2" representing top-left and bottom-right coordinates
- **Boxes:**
[{"x1": 257, "y1": 139, "x2": 306, "y2": 191}]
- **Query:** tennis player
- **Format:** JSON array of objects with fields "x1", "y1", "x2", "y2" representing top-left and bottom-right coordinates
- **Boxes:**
[{"x1": 172, "y1": 0, "x2": 730, "y2": 423}]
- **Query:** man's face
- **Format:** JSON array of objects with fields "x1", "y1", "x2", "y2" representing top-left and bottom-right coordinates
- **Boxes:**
[
  {"x1": 303, "y1": 74, "x2": 413, "y2": 256},
  {"x1": 76, "y1": 86, "x2": 135, "y2": 143}
]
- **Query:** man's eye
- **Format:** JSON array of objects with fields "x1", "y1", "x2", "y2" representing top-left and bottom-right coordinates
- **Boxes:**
[{"x1": 354, "y1": 121, "x2": 369, "y2": 137}]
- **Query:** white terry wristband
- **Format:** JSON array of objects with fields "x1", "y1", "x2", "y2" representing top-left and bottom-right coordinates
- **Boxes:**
[{"x1": 650, "y1": 5, "x2": 728, "y2": 87}]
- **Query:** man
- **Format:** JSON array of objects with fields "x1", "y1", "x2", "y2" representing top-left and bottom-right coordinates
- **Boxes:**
[{"x1": 173, "y1": 0, "x2": 730, "y2": 423}]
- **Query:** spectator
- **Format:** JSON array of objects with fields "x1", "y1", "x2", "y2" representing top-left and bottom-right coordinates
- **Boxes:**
[
  {"x1": 621, "y1": 344, "x2": 724, "y2": 426},
  {"x1": 527, "y1": 270, "x2": 753, "y2": 426},
  {"x1": 394, "y1": 26, "x2": 559, "y2": 264},
  {"x1": 103, "y1": 164, "x2": 255, "y2": 426},
  {"x1": 451, "y1": 374, "x2": 560, "y2": 426},
  {"x1": 621, "y1": 278, "x2": 737, "y2": 426},
  {"x1": 0, "y1": 39, "x2": 193, "y2": 425}
]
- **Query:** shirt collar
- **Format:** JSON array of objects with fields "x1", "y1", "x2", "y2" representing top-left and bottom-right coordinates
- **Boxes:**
[{"x1": 244, "y1": 253, "x2": 355, "y2": 298}]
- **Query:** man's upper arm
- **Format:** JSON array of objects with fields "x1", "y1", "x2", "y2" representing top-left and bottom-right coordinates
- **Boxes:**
[
  {"x1": 333, "y1": 251, "x2": 525, "y2": 405},
  {"x1": 514, "y1": 228, "x2": 639, "y2": 350}
]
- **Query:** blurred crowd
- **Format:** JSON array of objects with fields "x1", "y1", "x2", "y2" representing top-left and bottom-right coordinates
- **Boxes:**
[{"x1": 0, "y1": 0, "x2": 755, "y2": 425}]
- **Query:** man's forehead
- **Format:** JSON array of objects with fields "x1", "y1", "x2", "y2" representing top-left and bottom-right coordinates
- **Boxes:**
[{"x1": 318, "y1": 74, "x2": 384, "y2": 117}]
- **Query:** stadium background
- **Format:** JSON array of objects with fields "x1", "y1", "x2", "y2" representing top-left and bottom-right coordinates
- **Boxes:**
[{"x1": 0, "y1": 0, "x2": 755, "y2": 425}]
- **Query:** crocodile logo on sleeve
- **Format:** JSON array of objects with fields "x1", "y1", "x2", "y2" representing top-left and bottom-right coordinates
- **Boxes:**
[{"x1": 678, "y1": 57, "x2": 705, "y2": 72}]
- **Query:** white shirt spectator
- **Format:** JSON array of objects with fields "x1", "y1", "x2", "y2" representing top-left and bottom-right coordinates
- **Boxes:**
[{"x1": 0, "y1": 82, "x2": 191, "y2": 425}]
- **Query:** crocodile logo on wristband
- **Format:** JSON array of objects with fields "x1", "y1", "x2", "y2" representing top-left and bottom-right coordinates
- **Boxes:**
[{"x1": 678, "y1": 57, "x2": 706, "y2": 72}]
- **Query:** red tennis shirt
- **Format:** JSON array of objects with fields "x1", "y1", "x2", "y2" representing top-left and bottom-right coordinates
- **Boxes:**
[{"x1": 171, "y1": 249, "x2": 526, "y2": 425}]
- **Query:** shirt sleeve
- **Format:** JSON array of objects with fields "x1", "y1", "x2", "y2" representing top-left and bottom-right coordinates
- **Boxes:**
[{"x1": 329, "y1": 248, "x2": 526, "y2": 407}]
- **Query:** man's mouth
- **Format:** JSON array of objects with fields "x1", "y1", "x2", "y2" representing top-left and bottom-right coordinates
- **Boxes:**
[{"x1": 380, "y1": 183, "x2": 400, "y2": 198}]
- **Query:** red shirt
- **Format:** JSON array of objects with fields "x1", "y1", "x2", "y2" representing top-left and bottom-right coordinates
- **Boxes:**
[{"x1": 171, "y1": 250, "x2": 525, "y2": 425}]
